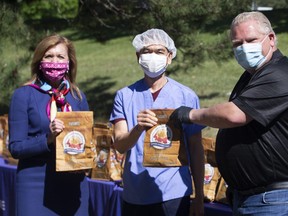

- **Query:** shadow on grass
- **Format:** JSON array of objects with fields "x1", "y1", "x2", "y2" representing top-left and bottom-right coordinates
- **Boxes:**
[
  {"x1": 79, "y1": 76, "x2": 116, "y2": 122},
  {"x1": 198, "y1": 92, "x2": 221, "y2": 100}
]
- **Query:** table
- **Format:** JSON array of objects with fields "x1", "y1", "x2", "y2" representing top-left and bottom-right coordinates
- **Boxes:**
[
  {"x1": 0, "y1": 156, "x2": 232, "y2": 216},
  {"x1": 88, "y1": 178, "x2": 122, "y2": 216},
  {"x1": 0, "y1": 157, "x2": 16, "y2": 216},
  {"x1": 203, "y1": 202, "x2": 232, "y2": 216}
]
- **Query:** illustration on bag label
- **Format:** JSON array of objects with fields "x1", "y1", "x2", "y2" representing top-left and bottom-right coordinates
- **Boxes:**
[
  {"x1": 150, "y1": 124, "x2": 172, "y2": 149},
  {"x1": 63, "y1": 131, "x2": 85, "y2": 155}
]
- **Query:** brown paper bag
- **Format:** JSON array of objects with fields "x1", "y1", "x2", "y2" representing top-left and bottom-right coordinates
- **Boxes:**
[
  {"x1": 190, "y1": 163, "x2": 222, "y2": 202},
  {"x1": 202, "y1": 137, "x2": 217, "y2": 167},
  {"x1": 143, "y1": 109, "x2": 188, "y2": 167},
  {"x1": 91, "y1": 123, "x2": 112, "y2": 180},
  {"x1": 1, "y1": 115, "x2": 18, "y2": 165},
  {"x1": 191, "y1": 137, "x2": 221, "y2": 202},
  {"x1": 215, "y1": 177, "x2": 229, "y2": 204},
  {"x1": 55, "y1": 111, "x2": 95, "y2": 172},
  {"x1": 202, "y1": 137, "x2": 221, "y2": 201},
  {"x1": 91, "y1": 123, "x2": 124, "y2": 181},
  {"x1": 0, "y1": 115, "x2": 5, "y2": 156},
  {"x1": 203, "y1": 163, "x2": 222, "y2": 202},
  {"x1": 108, "y1": 146, "x2": 124, "y2": 181}
]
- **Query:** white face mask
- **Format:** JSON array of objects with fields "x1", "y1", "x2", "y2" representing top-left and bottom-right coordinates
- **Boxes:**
[
  {"x1": 233, "y1": 35, "x2": 270, "y2": 70},
  {"x1": 139, "y1": 53, "x2": 168, "y2": 78}
]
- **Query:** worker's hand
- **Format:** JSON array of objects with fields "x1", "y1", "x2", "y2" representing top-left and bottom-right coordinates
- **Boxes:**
[{"x1": 137, "y1": 109, "x2": 158, "y2": 131}]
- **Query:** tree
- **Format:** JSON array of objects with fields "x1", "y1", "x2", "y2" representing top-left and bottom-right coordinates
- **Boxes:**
[
  {"x1": 18, "y1": 0, "x2": 78, "y2": 33},
  {"x1": 0, "y1": 0, "x2": 79, "y2": 114},
  {"x1": 252, "y1": 0, "x2": 288, "y2": 9},
  {"x1": 76, "y1": 0, "x2": 251, "y2": 73},
  {"x1": 20, "y1": 0, "x2": 78, "y2": 20},
  {"x1": 0, "y1": 2, "x2": 36, "y2": 114}
]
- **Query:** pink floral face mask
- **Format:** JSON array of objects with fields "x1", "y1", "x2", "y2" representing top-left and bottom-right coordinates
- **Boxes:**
[{"x1": 40, "y1": 61, "x2": 69, "y2": 82}]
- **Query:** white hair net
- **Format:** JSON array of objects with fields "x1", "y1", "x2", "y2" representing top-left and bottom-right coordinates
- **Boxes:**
[{"x1": 132, "y1": 28, "x2": 177, "y2": 59}]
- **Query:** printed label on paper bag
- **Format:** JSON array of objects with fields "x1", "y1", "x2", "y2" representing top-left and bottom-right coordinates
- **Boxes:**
[
  {"x1": 63, "y1": 131, "x2": 85, "y2": 155},
  {"x1": 204, "y1": 163, "x2": 215, "y2": 184},
  {"x1": 97, "y1": 149, "x2": 109, "y2": 168},
  {"x1": 150, "y1": 124, "x2": 172, "y2": 149}
]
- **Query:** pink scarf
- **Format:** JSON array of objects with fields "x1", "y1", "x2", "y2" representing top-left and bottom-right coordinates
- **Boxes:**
[{"x1": 29, "y1": 79, "x2": 72, "y2": 121}]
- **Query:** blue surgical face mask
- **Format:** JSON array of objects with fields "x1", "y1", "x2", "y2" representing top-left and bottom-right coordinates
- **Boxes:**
[{"x1": 233, "y1": 35, "x2": 270, "y2": 71}]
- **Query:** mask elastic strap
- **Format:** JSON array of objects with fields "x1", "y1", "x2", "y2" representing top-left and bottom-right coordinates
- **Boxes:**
[{"x1": 256, "y1": 45, "x2": 272, "y2": 70}]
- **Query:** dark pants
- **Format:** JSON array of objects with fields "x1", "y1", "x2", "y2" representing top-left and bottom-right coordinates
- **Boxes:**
[{"x1": 122, "y1": 196, "x2": 190, "y2": 216}]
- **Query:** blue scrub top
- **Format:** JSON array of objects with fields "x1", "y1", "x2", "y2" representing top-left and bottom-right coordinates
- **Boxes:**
[{"x1": 110, "y1": 77, "x2": 204, "y2": 205}]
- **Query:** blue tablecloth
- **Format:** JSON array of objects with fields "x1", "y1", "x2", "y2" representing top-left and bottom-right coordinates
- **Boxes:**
[
  {"x1": 88, "y1": 178, "x2": 122, "y2": 216},
  {"x1": 0, "y1": 157, "x2": 16, "y2": 216},
  {"x1": 204, "y1": 202, "x2": 232, "y2": 216},
  {"x1": 0, "y1": 156, "x2": 232, "y2": 216}
]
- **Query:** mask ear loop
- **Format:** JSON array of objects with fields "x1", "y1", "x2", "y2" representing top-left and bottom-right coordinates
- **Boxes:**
[
  {"x1": 66, "y1": 61, "x2": 70, "y2": 74},
  {"x1": 260, "y1": 34, "x2": 269, "y2": 44},
  {"x1": 256, "y1": 45, "x2": 272, "y2": 70},
  {"x1": 256, "y1": 34, "x2": 272, "y2": 70}
]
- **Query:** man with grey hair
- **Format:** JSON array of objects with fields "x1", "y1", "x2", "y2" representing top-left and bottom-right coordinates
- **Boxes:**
[
  {"x1": 170, "y1": 11, "x2": 288, "y2": 216},
  {"x1": 110, "y1": 28, "x2": 205, "y2": 216}
]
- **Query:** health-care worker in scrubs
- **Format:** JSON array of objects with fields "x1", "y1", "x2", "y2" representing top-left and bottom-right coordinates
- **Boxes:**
[{"x1": 109, "y1": 28, "x2": 205, "y2": 216}]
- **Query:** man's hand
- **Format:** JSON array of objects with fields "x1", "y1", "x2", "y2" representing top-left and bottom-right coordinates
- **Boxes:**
[
  {"x1": 137, "y1": 109, "x2": 158, "y2": 129},
  {"x1": 169, "y1": 106, "x2": 192, "y2": 124}
]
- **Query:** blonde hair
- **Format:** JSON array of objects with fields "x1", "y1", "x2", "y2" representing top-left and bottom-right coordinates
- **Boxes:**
[{"x1": 29, "y1": 34, "x2": 82, "y2": 100}]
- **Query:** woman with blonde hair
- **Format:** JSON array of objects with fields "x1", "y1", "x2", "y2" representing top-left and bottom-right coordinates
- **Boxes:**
[{"x1": 9, "y1": 34, "x2": 90, "y2": 215}]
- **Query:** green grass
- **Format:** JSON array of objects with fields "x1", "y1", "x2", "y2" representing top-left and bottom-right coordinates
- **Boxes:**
[{"x1": 17, "y1": 31, "x2": 288, "y2": 138}]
